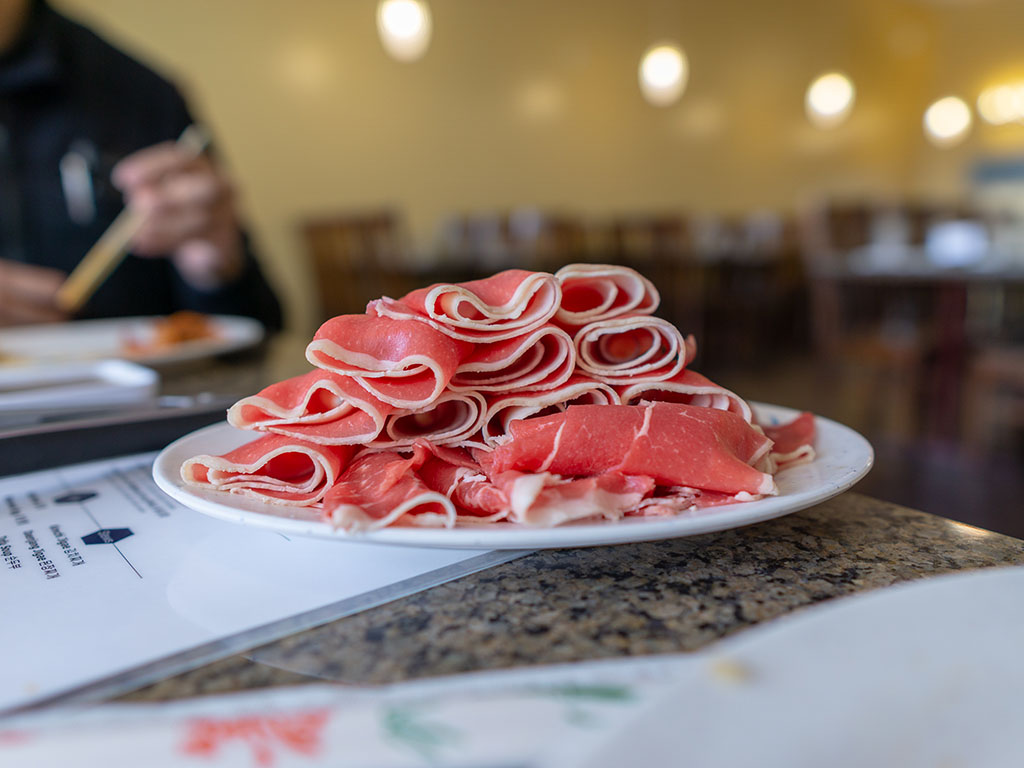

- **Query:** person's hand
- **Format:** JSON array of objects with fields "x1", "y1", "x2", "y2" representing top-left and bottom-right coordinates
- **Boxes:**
[
  {"x1": 112, "y1": 142, "x2": 245, "y2": 291},
  {"x1": 0, "y1": 260, "x2": 68, "y2": 326}
]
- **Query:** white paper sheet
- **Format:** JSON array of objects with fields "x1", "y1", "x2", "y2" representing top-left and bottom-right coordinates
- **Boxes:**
[{"x1": 0, "y1": 452, "x2": 521, "y2": 714}]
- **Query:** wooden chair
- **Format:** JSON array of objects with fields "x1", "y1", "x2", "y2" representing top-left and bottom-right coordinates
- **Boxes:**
[
  {"x1": 437, "y1": 209, "x2": 587, "y2": 273},
  {"x1": 302, "y1": 211, "x2": 413, "y2": 321},
  {"x1": 606, "y1": 214, "x2": 691, "y2": 263},
  {"x1": 600, "y1": 214, "x2": 704, "y2": 356},
  {"x1": 962, "y1": 345, "x2": 1024, "y2": 453},
  {"x1": 695, "y1": 212, "x2": 808, "y2": 370},
  {"x1": 797, "y1": 201, "x2": 930, "y2": 440}
]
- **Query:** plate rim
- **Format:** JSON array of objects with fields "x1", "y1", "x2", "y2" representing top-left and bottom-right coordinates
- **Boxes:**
[{"x1": 152, "y1": 402, "x2": 874, "y2": 550}]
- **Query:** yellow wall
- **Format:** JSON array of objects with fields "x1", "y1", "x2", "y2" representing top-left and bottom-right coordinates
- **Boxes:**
[{"x1": 55, "y1": 0, "x2": 1024, "y2": 333}]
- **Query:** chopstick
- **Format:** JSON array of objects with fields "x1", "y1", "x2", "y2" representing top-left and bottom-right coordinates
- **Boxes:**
[{"x1": 55, "y1": 125, "x2": 210, "y2": 315}]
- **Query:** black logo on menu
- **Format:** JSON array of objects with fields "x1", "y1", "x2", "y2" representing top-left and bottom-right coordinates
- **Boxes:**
[
  {"x1": 55, "y1": 491, "x2": 98, "y2": 504},
  {"x1": 82, "y1": 528, "x2": 134, "y2": 545}
]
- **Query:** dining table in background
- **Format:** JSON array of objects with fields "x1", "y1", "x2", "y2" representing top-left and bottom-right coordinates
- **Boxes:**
[{"x1": 806, "y1": 252, "x2": 1024, "y2": 443}]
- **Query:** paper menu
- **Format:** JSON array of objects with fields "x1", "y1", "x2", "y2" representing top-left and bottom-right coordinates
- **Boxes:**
[{"x1": 0, "y1": 452, "x2": 519, "y2": 715}]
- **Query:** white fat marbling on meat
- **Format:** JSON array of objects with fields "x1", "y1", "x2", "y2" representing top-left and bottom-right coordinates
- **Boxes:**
[
  {"x1": 536, "y1": 421, "x2": 566, "y2": 473},
  {"x1": 635, "y1": 402, "x2": 654, "y2": 440}
]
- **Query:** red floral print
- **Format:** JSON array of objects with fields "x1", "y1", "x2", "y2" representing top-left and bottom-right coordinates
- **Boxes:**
[{"x1": 181, "y1": 708, "x2": 329, "y2": 766}]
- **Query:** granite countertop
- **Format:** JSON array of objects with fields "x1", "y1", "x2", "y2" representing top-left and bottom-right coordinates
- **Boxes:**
[{"x1": 121, "y1": 492, "x2": 1024, "y2": 703}]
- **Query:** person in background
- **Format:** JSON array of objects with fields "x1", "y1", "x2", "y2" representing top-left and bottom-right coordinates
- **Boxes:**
[{"x1": 0, "y1": 0, "x2": 281, "y2": 329}]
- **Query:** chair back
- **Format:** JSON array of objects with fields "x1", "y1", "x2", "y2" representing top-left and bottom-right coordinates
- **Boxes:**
[{"x1": 303, "y1": 211, "x2": 409, "y2": 320}]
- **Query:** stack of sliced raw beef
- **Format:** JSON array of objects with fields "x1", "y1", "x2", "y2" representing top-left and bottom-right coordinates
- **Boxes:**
[{"x1": 182, "y1": 265, "x2": 815, "y2": 530}]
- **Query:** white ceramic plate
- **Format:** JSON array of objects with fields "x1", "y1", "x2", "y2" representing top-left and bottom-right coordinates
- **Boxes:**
[
  {"x1": 152, "y1": 403, "x2": 874, "y2": 550},
  {"x1": 0, "y1": 315, "x2": 264, "y2": 368}
]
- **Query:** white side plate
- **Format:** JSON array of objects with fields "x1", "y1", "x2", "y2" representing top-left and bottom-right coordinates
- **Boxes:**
[
  {"x1": 152, "y1": 403, "x2": 873, "y2": 550},
  {"x1": 0, "y1": 359, "x2": 158, "y2": 427},
  {"x1": 0, "y1": 314, "x2": 264, "y2": 368}
]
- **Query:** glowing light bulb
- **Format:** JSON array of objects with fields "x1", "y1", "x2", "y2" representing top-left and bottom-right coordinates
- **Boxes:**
[
  {"x1": 805, "y1": 72, "x2": 855, "y2": 128},
  {"x1": 924, "y1": 96, "x2": 972, "y2": 146},
  {"x1": 639, "y1": 43, "x2": 688, "y2": 107},
  {"x1": 377, "y1": 0, "x2": 432, "y2": 62},
  {"x1": 978, "y1": 84, "x2": 1024, "y2": 125},
  {"x1": 978, "y1": 86, "x2": 1005, "y2": 124}
]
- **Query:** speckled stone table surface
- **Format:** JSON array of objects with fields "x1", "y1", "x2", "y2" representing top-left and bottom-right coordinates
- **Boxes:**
[{"x1": 119, "y1": 492, "x2": 1024, "y2": 704}]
